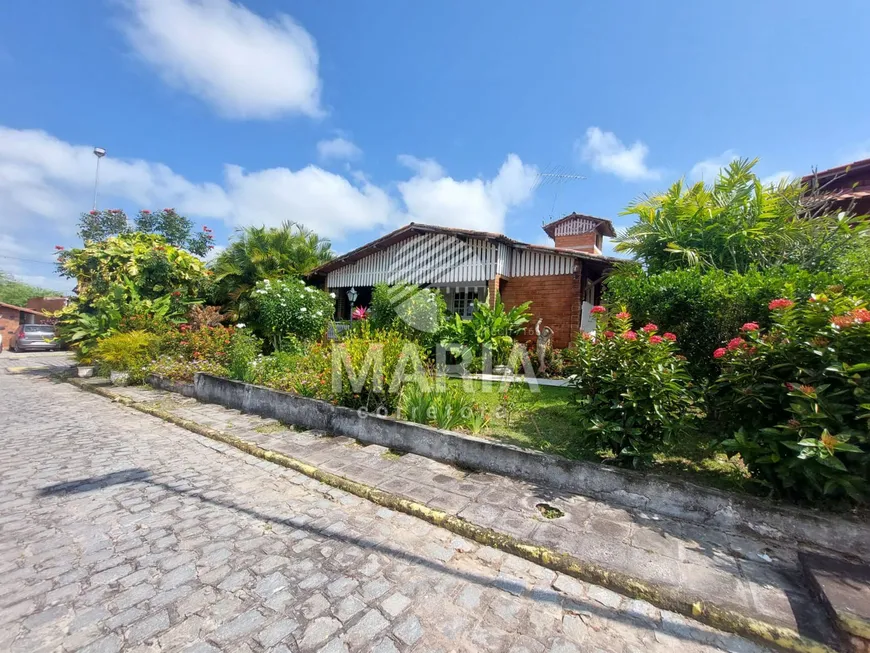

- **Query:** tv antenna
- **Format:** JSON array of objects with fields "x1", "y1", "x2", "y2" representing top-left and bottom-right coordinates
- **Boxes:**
[{"x1": 532, "y1": 164, "x2": 587, "y2": 219}]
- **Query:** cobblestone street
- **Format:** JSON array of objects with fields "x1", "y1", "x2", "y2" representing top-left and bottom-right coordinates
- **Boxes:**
[{"x1": 0, "y1": 365, "x2": 768, "y2": 652}]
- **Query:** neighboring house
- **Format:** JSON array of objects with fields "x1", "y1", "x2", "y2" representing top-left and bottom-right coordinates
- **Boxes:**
[
  {"x1": 310, "y1": 214, "x2": 618, "y2": 349},
  {"x1": 802, "y1": 157, "x2": 870, "y2": 217},
  {"x1": 0, "y1": 302, "x2": 52, "y2": 350},
  {"x1": 25, "y1": 296, "x2": 68, "y2": 314}
]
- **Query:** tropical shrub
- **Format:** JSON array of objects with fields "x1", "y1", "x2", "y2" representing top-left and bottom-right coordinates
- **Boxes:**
[
  {"x1": 249, "y1": 345, "x2": 333, "y2": 398},
  {"x1": 157, "y1": 324, "x2": 234, "y2": 366},
  {"x1": 370, "y1": 283, "x2": 447, "y2": 349},
  {"x1": 56, "y1": 281, "x2": 184, "y2": 359},
  {"x1": 211, "y1": 221, "x2": 333, "y2": 321},
  {"x1": 147, "y1": 356, "x2": 228, "y2": 382},
  {"x1": 247, "y1": 325, "x2": 423, "y2": 414},
  {"x1": 330, "y1": 324, "x2": 423, "y2": 413},
  {"x1": 564, "y1": 308, "x2": 701, "y2": 467},
  {"x1": 57, "y1": 232, "x2": 209, "y2": 306},
  {"x1": 615, "y1": 158, "x2": 868, "y2": 274},
  {"x1": 226, "y1": 329, "x2": 264, "y2": 383},
  {"x1": 253, "y1": 278, "x2": 334, "y2": 350},
  {"x1": 712, "y1": 292, "x2": 870, "y2": 502},
  {"x1": 604, "y1": 264, "x2": 862, "y2": 379},
  {"x1": 93, "y1": 331, "x2": 159, "y2": 382},
  {"x1": 440, "y1": 293, "x2": 532, "y2": 368}
]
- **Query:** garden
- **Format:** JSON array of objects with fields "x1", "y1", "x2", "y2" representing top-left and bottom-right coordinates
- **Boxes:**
[{"x1": 55, "y1": 159, "x2": 870, "y2": 509}]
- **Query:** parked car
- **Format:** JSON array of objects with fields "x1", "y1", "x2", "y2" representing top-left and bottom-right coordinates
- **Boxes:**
[{"x1": 10, "y1": 324, "x2": 59, "y2": 352}]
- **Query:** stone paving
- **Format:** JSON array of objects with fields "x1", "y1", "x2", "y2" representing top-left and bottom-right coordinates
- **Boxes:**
[
  {"x1": 103, "y1": 382, "x2": 834, "y2": 647},
  {"x1": 0, "y1": 367, "x2": 771, "y2": 651}
]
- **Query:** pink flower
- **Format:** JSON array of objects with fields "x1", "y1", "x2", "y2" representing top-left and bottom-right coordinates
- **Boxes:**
[
  {"x1": 641, "y1": 323, "x2": 658, "y2": 333},
  {"x1": 164, "y1": 207, "x2": 174, "y2": 212},
  {"x1": 649, "y1": 335, "x2": 663, "y2": 344},
  {"x1": 352, "y1": 306, "x2": 369, "y2": 320},
  {"x1": 604, "y1": 330, "x2": 615, "y2": 338},
  {"x1": 768, "y1": 298, "x2": 794, "y2": 311},
  {"x1": 622, "y1": 330, "x2": 637, "y2": 341},
  {"x1": 141, "y1": 209, "x2": 151, "y2": 214},
  {"x1": 615, "y1": 311, "x2": 631, "y2": 320},
  {"x1": 89, "y1": 210, "x2": 98, "y2": 215},
  {"x1": 591, "y1": 305, "x2": 606, "y2": 315},
  {"x1": 54, "y1": 245, "x2": 64, "y2": 251},
  {"x1": 727, "y1": 337, "x2": 744, "y2": 351},
  {"x1": 741, "y1": 322, "x2": 759, "y2": 332},
  {"x1": 713, "y1": 348, "x2": 727, "y2": 359},
  {"x1": 663, "y1": 332, "x2": 677, "y2": 342}
]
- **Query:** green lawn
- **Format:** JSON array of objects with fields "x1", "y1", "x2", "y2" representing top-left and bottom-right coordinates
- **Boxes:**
[{"x1": 446, "y1": 378, "x2": 752, "y2": 495}]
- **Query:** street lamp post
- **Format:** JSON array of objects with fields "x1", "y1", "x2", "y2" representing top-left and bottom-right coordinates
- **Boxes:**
[
  {"x1": 92, "y1": 147, "x2": 106, "y2": 211},
  {"x1": 347, "y1": 287, "x2": 358, "y2": 327}
]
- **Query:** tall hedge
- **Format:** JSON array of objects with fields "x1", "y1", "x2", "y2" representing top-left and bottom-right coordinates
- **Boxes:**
[{"x1": 604, "y1": 265, "x2": 862, "y2": 379}]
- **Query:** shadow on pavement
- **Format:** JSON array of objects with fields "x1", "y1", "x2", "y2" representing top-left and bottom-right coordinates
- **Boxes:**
[{"x1": 38, "y1": 467, "x2": 761, "y2": 651}]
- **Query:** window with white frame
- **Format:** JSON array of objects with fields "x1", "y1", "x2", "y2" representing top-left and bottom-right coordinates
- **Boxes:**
[{"x1": 451, "y1": 287, "x2": 484, "y2": 318}]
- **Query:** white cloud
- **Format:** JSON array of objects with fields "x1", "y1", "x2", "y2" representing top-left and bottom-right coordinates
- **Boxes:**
[
  {"x1": 203, "y1": 244, "x2": 226, "y2": 264},
  {"x1": 0, "y1": 126, "x2": 396, "y2": 241},
  {"x1": 577, "y1": 127, "x2": 660, "y2": 181},
  {"x1": 317, "y1": 137, "x2": 362, "y2": 162},
  {"x1": 689, "y1": 150, "x2": 738, "y2": 182},
  {"x1": 223, "y1": 164, "x2": 397, "y2": 238},
  {"x1": 122, "y1": 0, "x2": 322, "y2": 119},
  {"x1": 762, "y1": 170, "x2": 795, "y2": 186},
  {"x1": 397, "y1": 154, "x2": 537, "y2": 233},
  {"x1": 397, "y1": 155, "x2": 445, "y2": 180},
  {"x1": 0, "y1": 126, "x2": 229, "y2": 231},
  {"x1": 0, "y1": 126, "x2": 540, "y2": 270}
]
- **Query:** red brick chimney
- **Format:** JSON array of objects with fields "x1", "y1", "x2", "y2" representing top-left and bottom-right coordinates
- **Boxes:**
[{"x1": 542, "y1": 213, "x2": 615, "y2": 255}]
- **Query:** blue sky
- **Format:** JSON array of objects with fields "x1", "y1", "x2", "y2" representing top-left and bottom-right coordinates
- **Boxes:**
[{"x1": 2, "y1": 0, "x2": 869, "y2": 293}]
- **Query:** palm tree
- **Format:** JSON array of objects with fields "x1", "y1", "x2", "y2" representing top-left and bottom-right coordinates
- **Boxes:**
[{"x1": 211, "y1": 221, "x2": 334, "y2": 320}]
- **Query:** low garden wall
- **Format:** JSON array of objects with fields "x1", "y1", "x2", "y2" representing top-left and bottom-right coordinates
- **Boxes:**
[{"x1": 169, "y1": 373, "x2": 870, "y2": 559}]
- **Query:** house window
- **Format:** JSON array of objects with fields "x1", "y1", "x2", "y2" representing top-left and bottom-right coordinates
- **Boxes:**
[{"x1": 451, "y1": 287, "x2": 484, "y2": 318}]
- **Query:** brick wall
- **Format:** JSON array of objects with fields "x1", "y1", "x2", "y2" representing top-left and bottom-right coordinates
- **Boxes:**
[
  {"x1": 0, "y1": 308, "x2": 22, "y2": 351},
  {"x1": 487, "y1": 275, "x2": 502, "y2": 306},
  {"x1": 553, "y1": 232, "x2": 600, "y2": 254},
  {"x1": 500, "y1": 273, "x2": 580, "y2": 349}
]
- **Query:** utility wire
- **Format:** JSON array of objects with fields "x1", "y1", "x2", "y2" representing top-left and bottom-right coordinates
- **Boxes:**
[{"x1": 0, "y1": 254, "x2": 59, "y2": 266}]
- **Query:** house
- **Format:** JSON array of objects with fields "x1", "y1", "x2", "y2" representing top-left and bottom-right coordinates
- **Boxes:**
[
  {"x1": 0, "y1": 302, "x2": 53, "y2": 350},
  {"x1": 309, "y1": 214, "x2": 618, "y2": 349},
  {"x1": 802, "y1": 157, "x2": 870, "y2": 217},
  {"x1": 25, "y1": 296, "x2": 68, "y2": 314}
]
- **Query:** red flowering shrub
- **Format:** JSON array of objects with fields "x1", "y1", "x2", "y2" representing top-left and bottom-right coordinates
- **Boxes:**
[
  {"x1": 713, "y1": 290, "x2": 870, "y2": 502},
  {"x1": 564, "y1": 310, "x2": 701, "y2": 467}
]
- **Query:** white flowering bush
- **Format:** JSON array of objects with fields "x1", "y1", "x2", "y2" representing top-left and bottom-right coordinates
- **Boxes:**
[{"x1": 253, "y1": 278, "x2": 334, "y2": 350}]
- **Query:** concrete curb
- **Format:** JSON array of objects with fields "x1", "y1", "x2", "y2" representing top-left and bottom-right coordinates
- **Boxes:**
[
  {"x1": 188, "y1": 373, "x2": 870, "y2": 562},
  {"x1": 66, "y1": 376, "x2": 837, "y2": 653}
]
